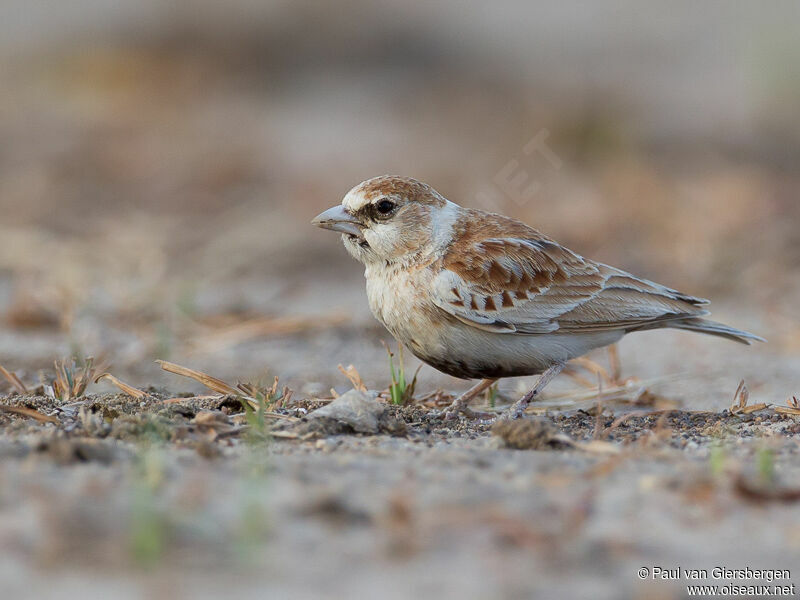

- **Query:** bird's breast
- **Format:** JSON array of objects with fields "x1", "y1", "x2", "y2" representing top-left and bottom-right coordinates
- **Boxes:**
[{"x1": 364, "y1": 264, "x2": 444, "y2": 351}]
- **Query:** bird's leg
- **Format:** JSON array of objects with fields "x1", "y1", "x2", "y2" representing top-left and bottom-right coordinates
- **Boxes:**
[
  {"x1": 500, "y1": 362, "x2": 566, "y2": 421},
  {"x1": 441, "y1": 378, "x2": 498, "y2": 420}
]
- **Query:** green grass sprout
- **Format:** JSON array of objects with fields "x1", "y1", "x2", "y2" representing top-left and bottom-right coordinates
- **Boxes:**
[
  {"x1": 382, "y1": 342, "x2": 420, "y2": 405},
  {"x1": 756, "y1": 446, "x2": 775, "y2": 485},
  {"x1": 486, "y1": 382, "x2": 499, "y2": 408}
]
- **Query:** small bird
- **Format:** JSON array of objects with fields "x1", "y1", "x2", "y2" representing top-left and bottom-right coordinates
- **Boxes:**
[{"x1": 312, "y1": 176, "x2": 763, "y2": 420}]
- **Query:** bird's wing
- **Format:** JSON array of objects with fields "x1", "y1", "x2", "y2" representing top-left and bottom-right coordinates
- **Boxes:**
[{"x1": 431, "y1": 234, "x2": 709, "y2": 335}]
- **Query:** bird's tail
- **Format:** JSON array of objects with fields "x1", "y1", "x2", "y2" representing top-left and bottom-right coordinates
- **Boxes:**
[{"x1": 664, "y1": 317, "x2": 765, "y2": 345}]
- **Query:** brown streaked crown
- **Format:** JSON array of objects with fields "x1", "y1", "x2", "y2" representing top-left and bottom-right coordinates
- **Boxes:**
[{"x1": 355, "y1": 176, "x2": 446, "y2": 207}]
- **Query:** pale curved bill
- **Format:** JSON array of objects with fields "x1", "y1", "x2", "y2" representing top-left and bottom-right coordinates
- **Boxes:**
[{"x1": 311, "y1": 205, "x2": 364, "y2": 238}]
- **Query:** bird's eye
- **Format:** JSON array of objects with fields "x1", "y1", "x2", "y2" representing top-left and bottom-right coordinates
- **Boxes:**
[{"x1": 375, "y1": 199, "x2": 396, "y2": 215}]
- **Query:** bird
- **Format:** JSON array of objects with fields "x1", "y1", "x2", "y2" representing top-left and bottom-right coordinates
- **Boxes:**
[{"x1": 312, "y1": 175, "x2": 764, "y2": 420}]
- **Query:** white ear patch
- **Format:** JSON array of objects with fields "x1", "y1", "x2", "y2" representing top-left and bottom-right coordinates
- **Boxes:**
[{"x1": 429, "y1": 200, "x2": 459, "y2": 254}]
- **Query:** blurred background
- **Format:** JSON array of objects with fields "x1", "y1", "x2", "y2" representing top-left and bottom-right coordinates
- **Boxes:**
[{"x1": 1, "y1": 0, "x2": 798, "y2": 400}]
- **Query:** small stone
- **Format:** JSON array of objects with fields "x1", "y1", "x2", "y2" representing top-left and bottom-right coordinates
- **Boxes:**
[{"x1": 276, "y1": 390, "x2": 407, "y2": 440}]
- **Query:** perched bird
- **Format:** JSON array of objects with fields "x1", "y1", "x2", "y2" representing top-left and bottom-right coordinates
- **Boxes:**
[{"x1": 312, "y1": 176, "x2": 763, "y2": 420}]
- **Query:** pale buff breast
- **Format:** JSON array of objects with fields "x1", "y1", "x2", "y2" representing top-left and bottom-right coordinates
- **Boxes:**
[{"x1": 364, "y1": 263, "x2": 448, "y2": 358}]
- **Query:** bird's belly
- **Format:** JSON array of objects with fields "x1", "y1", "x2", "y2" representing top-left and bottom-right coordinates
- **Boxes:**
[{"x1": 415, "y1": 326, "x2": 624, "y2": 380}]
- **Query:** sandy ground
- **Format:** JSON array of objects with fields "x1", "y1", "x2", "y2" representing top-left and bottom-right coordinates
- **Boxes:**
[{"x1": 1, "y1": 382, "x2": 799, "y2": 600}]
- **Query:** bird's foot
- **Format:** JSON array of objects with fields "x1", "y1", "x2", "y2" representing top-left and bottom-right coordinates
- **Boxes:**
[
  {"x1": 496, "y1": 399, "x2": 534, "y2": 422},
  {"x1": 496, "y1": 362, "x2": 567, "y2": 422},
  {"x1": 440, "y1": 404, "x2": 495, "y2": 421},
  {"x1": 434, "y1": 378, "x2": 498, "y2": 421}
]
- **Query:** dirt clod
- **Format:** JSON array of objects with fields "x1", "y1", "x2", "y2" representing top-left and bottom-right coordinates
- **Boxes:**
[
  {"x1": 35, "y1": 436, "x2": 119, "y2": 464},
  {"x1": 492, "y1": 418, "x2": 574, "y2": 450}
]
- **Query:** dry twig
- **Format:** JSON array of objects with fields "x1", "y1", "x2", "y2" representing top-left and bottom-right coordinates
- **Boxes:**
[
  {"x1": 729, "y1": 379, "x2": 769, "y2": 415},
  {"x1": 338, "y1": 364, "x2": 368, "y2": 392},
  {"x1": 0, "y1": 404, "x2": 59, "y2": 424},
  {"x1": 0, "y1": 364, "x2": 28, "y2": 394},
  {"x1": 156, "y1": 360, "x2": 239, "y2": 396},
  {"x1": 775, "y1": 396, "x2": 800, "y2": 417},
  {"x1": 157, "y1": 360, "x2": 292, "y2": 413},
  {"x1": 94, "y1": 373, "x2": 149, "y2": 399}
]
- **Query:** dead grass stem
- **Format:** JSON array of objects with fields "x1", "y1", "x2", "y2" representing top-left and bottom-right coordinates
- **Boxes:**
[
  {"x1": 94, "y1": 373, "x2": 149, "y2": 399},
  {"x1": 0, "y1": 364, "x2": 28, "y2": 394},
  {"x1": 0, "y1": 404, "x2": 59, "y2": 424},
  {"x1": 45, "y1": 357, "x2": 103, "y2": 402}
]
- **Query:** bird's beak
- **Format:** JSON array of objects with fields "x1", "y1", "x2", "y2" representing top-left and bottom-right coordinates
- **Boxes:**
[{"x1": 311, "y1": 205, "x2": 364, "y2": 238}]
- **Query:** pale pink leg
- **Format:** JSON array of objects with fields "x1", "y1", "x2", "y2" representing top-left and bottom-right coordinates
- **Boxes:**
[
  {"x1": 500, "y1": 362, "x2": 566, "y2": 421},
  {"x1": 442, "y1": 378, "x2": 498, "y2": 420}
]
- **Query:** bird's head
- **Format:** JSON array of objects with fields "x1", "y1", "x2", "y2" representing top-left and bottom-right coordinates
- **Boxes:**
[{"x1": 312, "y1": 176, "x2": 459, "y2": 265}]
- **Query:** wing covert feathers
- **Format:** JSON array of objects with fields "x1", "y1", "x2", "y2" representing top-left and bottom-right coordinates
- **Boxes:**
[{"x1": 430, "y1": 209, "x2": 762, "y2": 343}]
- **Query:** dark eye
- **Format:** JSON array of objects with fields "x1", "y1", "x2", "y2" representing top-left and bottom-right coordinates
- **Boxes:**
[{"x1": 375, "y1": 199, "x2": 396, "y2": 215}]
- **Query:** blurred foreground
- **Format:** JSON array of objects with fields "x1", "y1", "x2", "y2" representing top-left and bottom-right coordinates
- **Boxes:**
[{"x1": 0, "y1": 1, "x2": 798, "y2": 394}]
